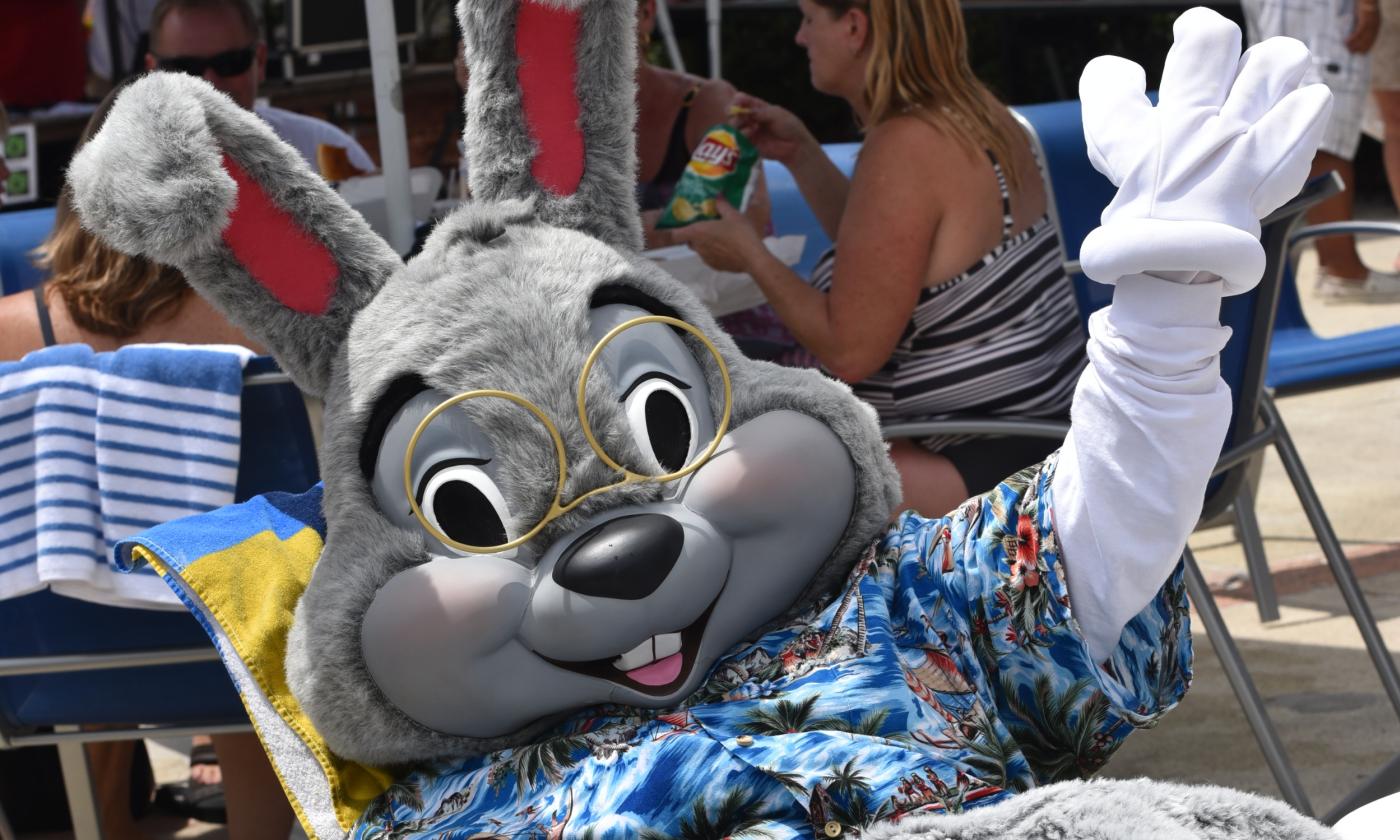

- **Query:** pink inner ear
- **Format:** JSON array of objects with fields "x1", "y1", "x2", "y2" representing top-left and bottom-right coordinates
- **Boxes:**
[
  {"x1": 220, "y1": 154, "x2": 338, "y2": 316},
  {"x1": 516, "y1": 0, "x2": 584, "y2": 196}
]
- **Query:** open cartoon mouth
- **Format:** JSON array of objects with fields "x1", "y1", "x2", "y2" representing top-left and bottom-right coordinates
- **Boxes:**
[{"x1": 540, "y1": 600, "x2": 717, "y2": 696}]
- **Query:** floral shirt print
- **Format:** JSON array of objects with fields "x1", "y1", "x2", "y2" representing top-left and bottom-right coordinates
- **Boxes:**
[{"x1": 351, "y1": 454, "x2": 1192, "y2": 839}]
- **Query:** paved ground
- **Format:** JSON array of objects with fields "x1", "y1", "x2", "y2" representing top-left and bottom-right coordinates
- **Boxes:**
[{"x1": 17, "y1": 238, "x2": 1400, "y2": 837}]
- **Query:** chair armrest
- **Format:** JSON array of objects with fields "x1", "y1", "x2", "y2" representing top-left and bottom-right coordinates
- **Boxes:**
[
  {"x1": 881, "y1": 418, "x2": 1070, "y2": 442},
  {"x1": 0, "y1": 646, "x2": 220, "y2": 677},
  {"x1": 1263, "y1": 172, "x2": 1344, "y2": 228},
  {"x1": 1289, "y1": 220, "x2": 1400, "y2": 250}
]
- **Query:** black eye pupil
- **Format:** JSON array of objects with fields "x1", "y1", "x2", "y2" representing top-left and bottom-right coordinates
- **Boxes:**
[
  {"x1": 433, "y1": 480, "x2": 508, "y2": 547},
  {"x1": 645, "y1": 391, "x2": 692, "y2": 472}
]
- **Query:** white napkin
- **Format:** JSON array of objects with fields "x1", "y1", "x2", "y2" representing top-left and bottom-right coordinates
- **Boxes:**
[{"x1": 646, "y1": 235, "x2": 806, "y2": 316}]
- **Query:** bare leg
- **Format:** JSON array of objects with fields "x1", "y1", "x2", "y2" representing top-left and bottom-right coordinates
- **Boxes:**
[
  {"x1": 187, "y1": 734, "x2": 220, "y2": 786},
  {"x1": 84, "y1": 739, "x2": 147, "y2": 840},
  {"x1": 1307, "y1": 151, "x2": 1368, "y2": 281},
  {"x1": 213, "y1": 732, "x2": 295, "y2": 840},
  {"x1": 1375, "y1": 90, "x2": 1400, "y2": 269},
  {"x1": 888, "y1": 438, "x2": 970, "y2": 519}
]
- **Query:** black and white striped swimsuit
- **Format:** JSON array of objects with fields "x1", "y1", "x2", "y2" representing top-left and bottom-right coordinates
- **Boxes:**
[{"x1": 809, "y1": 153, "x2": 1087, "y2": 452}]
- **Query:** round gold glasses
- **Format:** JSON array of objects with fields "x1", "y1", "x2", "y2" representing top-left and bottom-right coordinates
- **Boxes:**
[{"x1": 402, "y1": 315, "x2": 732, "y2": 553}]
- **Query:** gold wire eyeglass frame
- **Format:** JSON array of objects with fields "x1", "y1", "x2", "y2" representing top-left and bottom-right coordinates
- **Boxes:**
[{"x1": 402, "y1": 315, "x2": 733, "y2": 554}]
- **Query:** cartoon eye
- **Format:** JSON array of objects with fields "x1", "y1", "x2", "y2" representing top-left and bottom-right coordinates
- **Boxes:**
[
  {"x1": 621, "y1": 374, "x2": 699, "y2": 474},
  {"x1": 417, "y1": 459, "x2": 515, "y2": 553}
]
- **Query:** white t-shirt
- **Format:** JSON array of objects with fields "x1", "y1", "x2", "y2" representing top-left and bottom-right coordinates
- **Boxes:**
[
  {"x1": 86, "y1": 0, "x2": 160, "y2": 81},
  {"x1": 254, "y1": 104, "x2": 377, "y2": 176}
]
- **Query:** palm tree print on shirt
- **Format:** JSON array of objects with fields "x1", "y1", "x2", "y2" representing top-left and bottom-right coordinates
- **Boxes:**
[{"x1": 638, "y1": 788, "x2": 781, "y2": 840}]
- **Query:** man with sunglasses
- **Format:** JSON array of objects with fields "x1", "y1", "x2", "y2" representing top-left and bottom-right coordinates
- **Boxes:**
[{"x1": 144, "y1": 0, "x2": 375, "y2": 177}]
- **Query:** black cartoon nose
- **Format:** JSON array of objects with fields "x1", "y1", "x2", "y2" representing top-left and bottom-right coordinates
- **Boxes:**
[{"x1": 552, "y1": 514, "x2": 684, "y2": 600}]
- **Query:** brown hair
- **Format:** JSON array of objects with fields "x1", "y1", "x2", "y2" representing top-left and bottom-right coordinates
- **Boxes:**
[
  {"x1": 812, "y1": 0, "x2": 1024, "y2": 189},
  {"x1": 31, "y1": 88, "x2": 190, "y2": 337},
  {"x1": 150, "y1": 0, "x2": 260, "y2": 50}
]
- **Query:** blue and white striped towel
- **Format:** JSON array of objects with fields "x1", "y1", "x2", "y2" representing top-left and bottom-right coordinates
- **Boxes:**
[{"x1": 0, "y1": 343, "x2": 252, "y2": 609}]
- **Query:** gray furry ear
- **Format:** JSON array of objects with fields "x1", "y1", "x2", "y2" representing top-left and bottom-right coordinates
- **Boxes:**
[
  {"x1": 459, "y1": 0, "x2": 643, "y2": 252},
  {"x1": 67, "y1": 73, "x2": 402, "y2": 396}
]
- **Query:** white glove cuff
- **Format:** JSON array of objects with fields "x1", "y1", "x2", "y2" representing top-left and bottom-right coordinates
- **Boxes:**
[
  {"x1": 1079, "y1": 219, "x2": 1264, "y2": 296},
  {"x1": 1111, "y1": 272, "x2": 1226, "y2": 329}
]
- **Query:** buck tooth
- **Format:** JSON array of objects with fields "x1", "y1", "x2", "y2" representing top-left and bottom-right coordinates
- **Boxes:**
[
  {"x1": 612, "y1": 637, "x2": 656, "y2": 671},
  {"x1": 654, "y1": 632, "x2": 682, "y2": 659}
]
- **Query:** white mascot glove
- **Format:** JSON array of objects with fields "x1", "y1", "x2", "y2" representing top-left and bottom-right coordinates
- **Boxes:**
[{"x1": 1078, "y1": 6, "x2": 1333, "y2": 295}]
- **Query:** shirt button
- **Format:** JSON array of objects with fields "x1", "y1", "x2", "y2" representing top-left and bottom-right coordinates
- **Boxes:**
[
  {"x1": 823, "y1": 821, "x2": 843, "y2": 838},
  {"x1": 735, "y1": 735, "x2": 755, "y2": 747}
]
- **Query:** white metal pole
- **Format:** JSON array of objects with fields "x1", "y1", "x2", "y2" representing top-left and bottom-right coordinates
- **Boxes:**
[
  {"x1": 655, "y1": 0, "x2": 685, "y2": 73},
  {"x1": 706, "y1": 0, "x2": 721, "y2": 79},
  {"x1": 365, "y1": 0, "x2": 415, "y2": 255}
]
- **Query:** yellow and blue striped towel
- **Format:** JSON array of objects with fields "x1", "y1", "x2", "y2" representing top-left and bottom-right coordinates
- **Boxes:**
[{"x1": 116, "y1": 485, "x2": 392, "y2": 840}]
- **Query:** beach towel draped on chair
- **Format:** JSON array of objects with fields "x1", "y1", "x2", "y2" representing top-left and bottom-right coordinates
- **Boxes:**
[{"x1": 0, "y1": 343, "x2": 250, "y2": 609}]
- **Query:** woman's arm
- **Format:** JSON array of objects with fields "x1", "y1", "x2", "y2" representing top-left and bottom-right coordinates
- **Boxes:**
[
  {"x1": 731, "y1": 93, "x2": 848, "y2": 241},
  {"x1": 674, "y1": 116, "x2": 946, "y2": 382},
  {"x1": 641, "y1": 209, "x2": 672, "y2": 250},
  {"x1": 782, "y1": 141, "x2": 850, "y2": 242}
]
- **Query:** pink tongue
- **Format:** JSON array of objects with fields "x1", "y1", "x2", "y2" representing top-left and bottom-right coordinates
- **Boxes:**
[{"x1": 625, "y1": 652, "x2": 684, "y2": 687}]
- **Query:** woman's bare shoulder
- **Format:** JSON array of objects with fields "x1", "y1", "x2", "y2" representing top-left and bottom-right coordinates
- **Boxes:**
[
  {"x1": 692, "y1": 75, "x2": 737, "y2": 106},
  {"x1": 647, "y1": 66, "x2": 731, "y2": 100},
  {"x1": 0, "y1": 288, "x2": 44, "y2": 361},
  {"x1": 855, "y1": 115, "x2": 984, "y2": 204},
  {"x1": 683, "y1": 77, "x2": 740, "y2": 142},
  {"x1": 862, "y1": 113, "x2": 980, "y2": 166}
]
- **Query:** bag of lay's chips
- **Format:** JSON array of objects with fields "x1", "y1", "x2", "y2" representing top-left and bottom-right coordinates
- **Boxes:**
[{"x1": 656, "y1": 123, "x2": 759, "y2": 229}]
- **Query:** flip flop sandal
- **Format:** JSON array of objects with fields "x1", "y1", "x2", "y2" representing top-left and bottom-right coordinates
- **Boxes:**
[{"x1": 153, "y1": 743, "x2": 227, "y2": 824}]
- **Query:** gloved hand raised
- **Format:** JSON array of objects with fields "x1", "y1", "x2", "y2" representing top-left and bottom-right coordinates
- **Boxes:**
[{"x1": 1078, "y1": 6, "x2": 1332, "y2": 295}]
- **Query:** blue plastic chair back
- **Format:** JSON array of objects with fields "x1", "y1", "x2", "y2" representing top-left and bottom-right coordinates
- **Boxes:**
[
  {"x1": 232, "y1": 356, "x2": 320, "y2": 500},
  {"x1": 0, "y1": 356, "x2": 319, "y2": 730},
  {"x1": 1266, "y1": 248, "x2": 1400, "y2": 395},
  {"x1": 0, "y1": 207, "x2": 56, "y2": 295},
  {"x1": 1012, "y1": 100, "x2": 1117, "y2": 325},
  {"x1": 0, "y1": 591, "x2": 247, "y2": 727}
]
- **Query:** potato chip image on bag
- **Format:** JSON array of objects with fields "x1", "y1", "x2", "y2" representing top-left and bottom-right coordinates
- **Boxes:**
[{"x1": 656, "y1": 124, "x2": 759, "y2": 229}]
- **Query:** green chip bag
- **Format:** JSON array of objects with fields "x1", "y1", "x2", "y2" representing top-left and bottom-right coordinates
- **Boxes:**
[{"x1": 656, "y1": 124, "x2": 760, "y2": 229}]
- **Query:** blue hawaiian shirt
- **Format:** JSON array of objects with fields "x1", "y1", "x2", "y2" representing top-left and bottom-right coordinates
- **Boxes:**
[{"x1": 348, "y1": 455, "x2": 1193, "y2": 839}]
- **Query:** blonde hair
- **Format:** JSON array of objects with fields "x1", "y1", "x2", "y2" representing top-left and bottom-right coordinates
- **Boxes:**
[
  {"x1": 816, "y1": 0, "x2": 1024, "y2": 190},
  {"x1": 31, "y1": 88, "x2": 190, "y2": 338}
]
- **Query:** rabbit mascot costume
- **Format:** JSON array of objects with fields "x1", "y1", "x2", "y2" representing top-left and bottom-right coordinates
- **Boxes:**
[{"x1": 68, "y1": 1, "x2": 1339, "y2": 837}]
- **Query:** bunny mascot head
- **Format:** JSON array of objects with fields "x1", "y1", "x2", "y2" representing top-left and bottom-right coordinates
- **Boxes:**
[
  {"x1": 72, "y1": 0, "x2": 899, "y2": 765},
  {"x1": 70, "y1": 1, "x2": 1344, "y2": 838}
]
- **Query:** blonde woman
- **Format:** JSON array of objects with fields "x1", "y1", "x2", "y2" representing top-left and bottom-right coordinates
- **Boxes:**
[{"x1": 674, "y1": 0, "x2": 1086, "y2": 516}]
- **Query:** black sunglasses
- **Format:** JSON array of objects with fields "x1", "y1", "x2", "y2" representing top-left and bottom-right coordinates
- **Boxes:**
[{"x1": 156, "y1": 46, "x2": 256, "y2": 78}]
